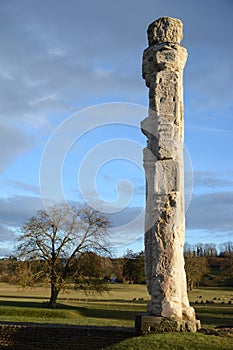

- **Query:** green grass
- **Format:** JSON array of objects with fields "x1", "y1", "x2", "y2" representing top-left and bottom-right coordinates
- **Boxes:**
[
  {"x1": 188, "y1": 286, "x2": 233, "y2": 303},
  {"x1": 0, "y1": 283, "x2": 149, "y2": 326},
  {"x1": 0, "y1": 283, "x2": 232, "y2": 349},
  {"x1": 105, "y1": 332, "x2": 233, "y2": 350},
  {"x1": 0, "y1": 283, "x2": 232, "y2": 329},
  {"x1": 194, "y1": 304, "x2": 233, "y2": 328},
  {"x1": 0, "y1": 300, "x2": 146, "y2": 327}
]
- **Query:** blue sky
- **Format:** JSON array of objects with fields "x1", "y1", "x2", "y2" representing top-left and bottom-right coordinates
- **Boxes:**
[{"x1": 0, "y1": 0, "x2": 233, "y2": 257}]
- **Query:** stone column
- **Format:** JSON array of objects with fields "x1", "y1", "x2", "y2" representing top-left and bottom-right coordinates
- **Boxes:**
[{"x1": 141, "y1": 17, "x2": 199, "y2": 331}]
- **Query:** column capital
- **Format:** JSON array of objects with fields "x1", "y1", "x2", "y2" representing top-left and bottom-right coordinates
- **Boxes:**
[{"x1": 147, "y1": 17, "x2": 183, "y2": 46}]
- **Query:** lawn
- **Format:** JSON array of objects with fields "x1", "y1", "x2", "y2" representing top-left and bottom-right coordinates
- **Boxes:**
[
  {"x1": 0, "y1": 283, "x2": 232, "y2": 328},
  {"x1": 0, "y1": 283, "x2": 232, "y2": 349},
  {"x1": 105, "y1": 332, "x2": 233, "y2": 350},
  {"x1": 0, "y1": 283, "x2": 148, "y2": 327}
]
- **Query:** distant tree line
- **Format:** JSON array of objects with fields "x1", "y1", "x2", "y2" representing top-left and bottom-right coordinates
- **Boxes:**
[
  {"x1": 1, "y1": 241, "x2": 232, "y2": 293},
  {"x1": 184, "y1": 241, "x2": 233, "y2": 290},
  {"x1": 0, "y1": 249, "x2": 145, "y2": 287}
]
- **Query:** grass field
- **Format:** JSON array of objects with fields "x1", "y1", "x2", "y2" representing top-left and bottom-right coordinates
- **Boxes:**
[
  {"x1": 0, "y1": 283, "x2": 232, "y2": 328},
  {"x1": 105, "y1": 332, "x2": 233, "y2": 350},
  {"x1": 0, "y1": 282, "x2": 148, "y2": 327},
  {"x1": 0, "y1": 283, "x2": 232, "y2": 349}
]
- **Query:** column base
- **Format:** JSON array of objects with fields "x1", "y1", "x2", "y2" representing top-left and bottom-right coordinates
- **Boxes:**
[{"x1": 135, "y1": 313, "x2": 201, "y2": 335}]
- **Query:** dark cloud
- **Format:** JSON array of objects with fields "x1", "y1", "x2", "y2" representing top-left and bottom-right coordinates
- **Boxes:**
[
  {"x1": 134, "y1": 185, "x2": 145, "y2": 195},
  {"x1": 0, "y1": 0, "x2": 232, "y2": 126},
  {"x1": 7, "y1": 181, "x2": 40, "y2": 195},
  {"x1": 0, "y1": 224, "x2": 15, "y2": 242},
  {"x1": 0, "y1": 0, "x2": 232, "y2": 251},
  {"x1": 0, "y1": 0, "x2": 231, "y2": 173},
  {"x1": 0, "y1": 124, "x2": 33, "y2": 172},
  {"x1": 1, "y1": 189, "x2": 233, "y2": 255},
  {"x1": 109, "y1": 206, "x2": 144, "y2": 247},
  {"x1": 0, "y1": 0, "x2": 146, "y2": 130},
  {"x1": 0, "y1": 247, "x2": 13, "y2": 258},
  {"x1": 186, "y1": 191, "x2": 233, "y2": 232},
  {"x1": 194, "y1": 171, "x2": 233, "y2": 189},
  {"x1": 0, "y1": 195, "x2": 43, "y2": 226},
  {"x1": 110, "y1": 206, "x2": 143, "y2": 228}
]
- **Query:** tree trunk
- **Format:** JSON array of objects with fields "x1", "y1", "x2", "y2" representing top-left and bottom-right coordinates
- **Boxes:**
[{"x1": 48, "y1": 282, "x2": 59, "y2": 308}]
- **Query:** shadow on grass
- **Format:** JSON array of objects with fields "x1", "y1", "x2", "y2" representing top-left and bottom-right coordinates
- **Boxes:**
[
  {"x1": 0, "y1": 294, "x2": 148, "y2": 304},
  {"x1": 0, "y1": 299, "x2": 232, "y2": 326},
  {"x1": 194, "y1": 304, "x2": 233, "y2": 327},
  {"x1": 198, "y1": 314, "x2": 233, "y2": 327},
  {"x1": 0, "y1": 299, "x2": 141, "y2": 321},
  {"x1": 0, "y1": 295, "x2": 47, "y2": 300},
  {"x1": 194, "y1": 304, "x2": 233, "y2": 315},
  {"x1": 76, "y1": 307, "x2": 138, "y2": 320},
  {"x1": 0, "y1": 300, "x2": 84, "y2": 310},
  {"x1": 0, "y1": 299, "x2": 47, "y2": 308}
]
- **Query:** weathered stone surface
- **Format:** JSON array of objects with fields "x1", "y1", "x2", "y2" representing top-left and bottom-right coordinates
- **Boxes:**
[
  {"x1": 135, "y1": 314, "x2": 201, "y2": 335},
  {"x1": 147, "y1": 17, "x2": 183, "y2": 46},
  {"x1": 141, "y1": 17, "x2": 198, "y2": 329}
]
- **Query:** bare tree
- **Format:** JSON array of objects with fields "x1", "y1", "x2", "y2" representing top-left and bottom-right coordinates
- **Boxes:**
[
  {"x1": 203, "y1": 243, "x2": 217, "y2": 257},
  {"x1": 219, "y1": 241, "x2": 233, "y2": 255},
  {"x1": 16, "y1": 203, "x2": 111, "y2": 308}
]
